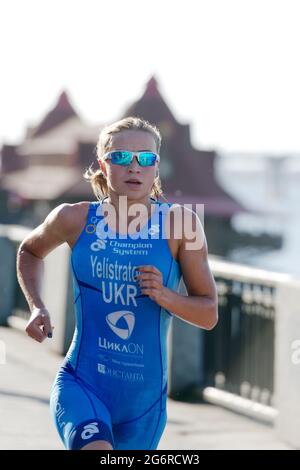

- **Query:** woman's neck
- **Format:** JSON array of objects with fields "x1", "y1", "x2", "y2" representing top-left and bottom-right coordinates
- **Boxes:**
[
  {"x1": 102, "y1": 194, "x2": 155, "y2": 221},
  {"x1": 102, "y1": 194, "x2": 156, "y2": 232}
]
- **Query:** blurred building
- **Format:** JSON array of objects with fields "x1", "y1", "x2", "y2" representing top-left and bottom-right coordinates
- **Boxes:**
[{"x1": 0, "y1": 77, "x2": 280, "y2": 256}]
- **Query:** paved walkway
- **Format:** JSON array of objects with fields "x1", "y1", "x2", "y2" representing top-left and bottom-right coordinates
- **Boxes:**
[{"x1": 0, "y1": 326, "x2": 292, "y2": 450}]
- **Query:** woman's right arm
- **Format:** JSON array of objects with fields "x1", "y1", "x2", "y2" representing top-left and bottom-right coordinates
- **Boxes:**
[{"x1": 16, "y1": 203, "x2": 75, "y2": 343}]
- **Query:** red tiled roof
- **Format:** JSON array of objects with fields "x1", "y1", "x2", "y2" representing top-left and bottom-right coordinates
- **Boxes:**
[
  {"x1": 164, "y1": 194, "x2": 247, "y2": 217},
  {"x1": 31, "y1": 91, "x2": 78, "y2": 138},
  {"x1": 2, "y1": 166, "x2": 81, "y2": 200}
]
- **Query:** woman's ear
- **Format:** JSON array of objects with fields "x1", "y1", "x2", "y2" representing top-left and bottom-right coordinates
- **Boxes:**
[{"x1": 98, "y1": 159, "x2": 105, "y2": 175}]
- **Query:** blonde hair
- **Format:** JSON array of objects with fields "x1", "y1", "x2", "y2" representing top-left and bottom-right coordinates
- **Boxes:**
[{"x1": 84, "y1": 116, "x2": 166, "y2": 201}]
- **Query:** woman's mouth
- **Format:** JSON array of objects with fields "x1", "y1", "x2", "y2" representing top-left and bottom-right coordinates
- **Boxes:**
[{"x1": 125, "y1": 180, "x2": 142, "y2": 187}]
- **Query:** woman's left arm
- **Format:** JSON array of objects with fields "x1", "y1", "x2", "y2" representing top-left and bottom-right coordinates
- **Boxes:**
[{"x1": 137, "y1": 207, "x2": 218, "y2": 330}]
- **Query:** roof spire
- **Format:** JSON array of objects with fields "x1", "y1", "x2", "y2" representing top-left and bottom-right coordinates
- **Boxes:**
[{"x1": 144, "y1": 75, "x2": 160, "y2": 98}]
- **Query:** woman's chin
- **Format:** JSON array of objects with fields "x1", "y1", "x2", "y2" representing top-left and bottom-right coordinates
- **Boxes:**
[{"x1": 124, "y1": 182, "x2": 143, "y2": 191}]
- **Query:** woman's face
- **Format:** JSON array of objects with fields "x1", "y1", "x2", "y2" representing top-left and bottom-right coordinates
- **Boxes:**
[{"x1": 99, "y1": 130, "x2": 159, "y2": 202}]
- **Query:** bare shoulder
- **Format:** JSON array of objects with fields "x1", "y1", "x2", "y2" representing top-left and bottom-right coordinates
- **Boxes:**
[
  {"x1": 165, "y1": 203, "x2": 205, "y2": 251},
  {"x1": 172, "y1": 205, "x2": 215, "y2": 300},
  {"x1": 48, "y1": 201, "x2": 91, "y2": 247},
  {"x1": 19, "y1": 201, "x2": 91, "y2": 258},
  {"x1": 53, "y1": 201, "x2": 89, "y2": 224}
]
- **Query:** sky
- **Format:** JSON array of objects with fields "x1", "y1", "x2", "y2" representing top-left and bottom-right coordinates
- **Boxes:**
[{"x1": 0, "y1": 0, "x2": 300, "y2": 155}]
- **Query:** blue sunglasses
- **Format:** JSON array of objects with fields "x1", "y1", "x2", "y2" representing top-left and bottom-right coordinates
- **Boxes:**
[{"x1": 103, "y1": 150, "x2": 160, "y2": 167}]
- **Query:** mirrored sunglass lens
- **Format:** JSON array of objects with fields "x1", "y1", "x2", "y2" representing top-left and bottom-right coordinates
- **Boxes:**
[
  {"x1": 138, "y1": 152, "x2": 157, "y2": 166},
  {"x1": 110, "y1": 151, "x2": 132, "y2": 165}
]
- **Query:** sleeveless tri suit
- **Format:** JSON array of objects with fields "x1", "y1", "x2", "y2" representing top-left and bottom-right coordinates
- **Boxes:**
[{"x1": 50, "y1": 197, "x2": 182, "y2": 450}]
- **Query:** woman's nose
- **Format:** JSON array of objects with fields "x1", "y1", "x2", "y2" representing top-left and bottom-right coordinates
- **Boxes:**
[{"x1": 129, "y1": 155, "x2": 140, "y2": 170}]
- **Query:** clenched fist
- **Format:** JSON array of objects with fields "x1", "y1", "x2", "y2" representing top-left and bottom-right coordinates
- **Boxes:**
[{"x1": 25, "y1": 308, "x2": 54, "y2": 343}]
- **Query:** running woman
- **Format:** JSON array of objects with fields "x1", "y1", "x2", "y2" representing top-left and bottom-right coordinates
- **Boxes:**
[{"x1": 17, "y1": 116, "x2": 218, "y2": 450}]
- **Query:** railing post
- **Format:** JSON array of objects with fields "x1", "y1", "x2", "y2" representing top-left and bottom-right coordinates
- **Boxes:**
[
  {"x1": 274, "y1": 279, "x2": 300, "y2": 448},
  {"x1": 0, "y1": 236, "x2": 16, "y2": 326}
]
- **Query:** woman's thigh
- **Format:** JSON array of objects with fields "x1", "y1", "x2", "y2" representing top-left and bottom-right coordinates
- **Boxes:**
[
  {"x1": 50, "y1": 371, "x2": 115, "y2": 450},
  {"x1": 113, "y1": 400, "x2": 167, "y2": 450}
]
